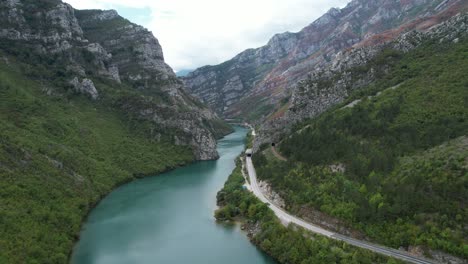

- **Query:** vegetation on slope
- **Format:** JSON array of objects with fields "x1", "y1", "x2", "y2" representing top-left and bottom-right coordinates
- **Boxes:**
[
  {"x1": 253, "y1": 38, "x2": 468, "y2": 258},
  {"x1": 215, "y1": 160, "x2": 402, "y2": 264},
  {"x1": 0, "y1": 56, "x2": 193, "y2": 263},
  {"x1": 0, "y1": 2, "x2": 231, "y2": 263}
]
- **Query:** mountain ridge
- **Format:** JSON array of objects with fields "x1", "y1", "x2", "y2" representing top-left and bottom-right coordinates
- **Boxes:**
[
  {"x1": 184, "y1": 0, "x2": 465, "y2": 122},
  {"x1": 254, "y1": 10, "x2": 468, "y2": 151}
]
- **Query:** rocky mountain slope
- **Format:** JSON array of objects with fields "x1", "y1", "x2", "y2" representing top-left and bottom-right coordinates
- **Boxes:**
[
  {"x1": 184, "y1": 0, "x2": 466, "y2": 121},
  {"x1": 252, "y1": 29, "x2": 468, "y2": 262},
  {"x1": 254, "y1": 11, "x2": 468, "y2": 151},
  {"x1": 0, "y1": 0, "x2": 231, "y2": 262},
  {"x1": 0, "y1": 0, "x2": 231, "y2": 160}
]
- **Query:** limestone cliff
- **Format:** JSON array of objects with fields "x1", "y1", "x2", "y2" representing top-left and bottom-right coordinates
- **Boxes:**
[{"x1": 0, "y1": 0, "x2": 231, "y2": 160}]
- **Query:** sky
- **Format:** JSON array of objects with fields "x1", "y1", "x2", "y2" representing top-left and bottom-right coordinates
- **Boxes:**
[{"x1": 64, "y1": 0, "x2": 351, "y2": 72}]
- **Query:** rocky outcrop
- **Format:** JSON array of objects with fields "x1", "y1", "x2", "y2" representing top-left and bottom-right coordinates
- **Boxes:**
[
  {"x1": 0, "y1": 0, "x2": 121, "y2": 79},
  {"x1": 0, "y1": 0, "x2": 230, "y2": 160},
  {"x1": 429, "y1": 250, "x2": 468, "y2": 264},
  {"x1": 184, "y1": 0, "x2": 466, "y2": 121},
  {"x1": 75, "y1": 9, "x2": 175, "y2": 84},
  {"x1": 253, "y1": 12, "x2": 468, "y2": 152},
  {"x1": 245, "y1": 221, "x2": 262, "y2": 238},
  {"x1": 70, "y1": 77, "x2": 99, "y2": 100},
  {"x1": 0, "y1": 0, "x2": 83, "y2": 44},
  {"x1": 258, "y1": 180, "x2": 285, "y2": 208}
]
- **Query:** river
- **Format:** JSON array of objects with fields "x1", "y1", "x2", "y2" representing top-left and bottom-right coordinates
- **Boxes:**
[{"x1": 71, "y1": 126, "x2": 277, "y2": 264}]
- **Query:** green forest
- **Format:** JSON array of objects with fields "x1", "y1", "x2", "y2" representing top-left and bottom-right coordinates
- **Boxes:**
[
  {"x1": 215, "y1": 160, "x2": 403, "y2": 264},
  {"x1": 0, "y1": 55, "x2": 194, "y2": 263},
  {"x1": 253, "y1": 38, "x2": 468, "y2": 258}
]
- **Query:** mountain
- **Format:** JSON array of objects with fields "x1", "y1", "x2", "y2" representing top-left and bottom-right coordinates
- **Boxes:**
[
  {"x1": 184, "y1": 0, "x2": 466, "y2": 121},
  {"x1": 176, "y1": 69, "x2": 194, "y2": 77},
  {"x1": 0, "y1": 0, "x2": 231, "y2": 160},
  {"x1": 0, "y1": 0, "x2": 230, "y2": 262},
  {"x1": 185, "y1": 1, "x2": 468, "y2": 262},
  {"x1": 254, "y1": 9, "x2": 468, "y2": 150},
  {"x1": 251, "y1": 13, "x2": 468, "y2": 263}
]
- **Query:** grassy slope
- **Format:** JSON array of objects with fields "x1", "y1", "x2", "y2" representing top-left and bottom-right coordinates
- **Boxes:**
[
  {"x1": 215, "y1": 161, "x2": 403, "y2": 264},
  {"x1": 0, "y1": 59, "x2": 192, "y2": 263},
  {"x1": 253, "y1": 38, "x2": 468, "y2": 257}
]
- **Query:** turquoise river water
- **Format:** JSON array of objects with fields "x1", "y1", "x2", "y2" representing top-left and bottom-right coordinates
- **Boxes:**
[{"x1": 71, "y1": 126, "x2": 277, "y2": 264}]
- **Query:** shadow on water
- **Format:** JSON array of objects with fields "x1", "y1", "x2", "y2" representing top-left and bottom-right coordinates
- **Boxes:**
[{"x1": 72, "y1": 126, "x2": 277, "y2": 264}]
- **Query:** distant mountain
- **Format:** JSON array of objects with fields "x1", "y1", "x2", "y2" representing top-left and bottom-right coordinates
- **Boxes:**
[
  {"x1": 176, "y1": 69, "x2": 194, "y2": 77},
  {"x1": 184, "y1": 0, "x2": 466, "y2": 121}
]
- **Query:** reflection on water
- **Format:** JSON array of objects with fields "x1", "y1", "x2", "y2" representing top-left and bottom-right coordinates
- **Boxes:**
[{"x1": 72, "y1": 127, "x2": 277, "y2": 264}]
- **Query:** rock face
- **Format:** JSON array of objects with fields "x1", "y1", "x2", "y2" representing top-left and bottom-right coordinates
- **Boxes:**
[
  {"x1": 70, "y1": 77, "x2": 99, "y2": 100},
  {"x1": 0, "y1": 0, "x2": 231, "y2": 160},
  {"x1": 258, "y1": 180, "x2": 285, "y2": 208},
  {"x1": 184, "y1": 0, "x2": 466, "y2": 121},
  {"x1": 429, "y1": 249, "x2": 468, "y2": 264},
  {"x1": 73, "y1": 9, "x2": 232, "y2": 159},
  {"x1": 253, "y1": 12, "x2": 468, "y2": 151},
  {"x1": 75, "y1": 9, "x2": 175, "y2": 84}
]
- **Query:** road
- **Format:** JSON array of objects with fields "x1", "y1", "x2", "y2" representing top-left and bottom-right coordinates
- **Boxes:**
[
  {"x1": 270, "y1": 146, "x2": 287, "y2": 161},
  {"x1": 245, "y1": 149, "x2": 438, "y2": 264}
]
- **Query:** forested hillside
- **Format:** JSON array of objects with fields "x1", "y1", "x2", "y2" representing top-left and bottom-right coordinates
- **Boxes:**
[
  {"x1": 215, "y1": 161, "x2": 403, "y2": 264},
  {"x1": 0, "y1": 0, "x2": 230, "y2": 262},
  {"x1": 253, "y1": 35, "x2": 468, "y2": 260},
  {"x1": 0, "y1": 58, "x2": 195, "y2": 263}
]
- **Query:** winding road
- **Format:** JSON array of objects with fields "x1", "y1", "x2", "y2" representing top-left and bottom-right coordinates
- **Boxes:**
[{"x1": 245, "y1": 148, "x2": 438, "y2": 264}]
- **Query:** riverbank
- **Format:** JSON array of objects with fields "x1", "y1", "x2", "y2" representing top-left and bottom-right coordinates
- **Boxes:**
[
  {"x1": 215, "y1": 157, "x2": 403, "y2": 264},
  {"x1": 68, "y1": 161, "x2": 184, "y2": 261},
  {"x1": 0, "y1": 84, "x2": 195, "y2": 264},
  {"x1": 71, "y1": 126, "x2": 276, "y2": 264},
  {"x1": 68, "y1": 124, "x2": 237, "y2": 261}
]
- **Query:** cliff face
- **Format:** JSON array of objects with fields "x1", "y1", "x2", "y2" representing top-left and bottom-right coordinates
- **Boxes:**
[
  {"x1": 73, "y1": 9, "x2": 233, "y2": 160},
  {"x1": 74, "y1": 9, "x2": 174, "y2": 84},
  {"x1": 253, "y1": 12, "x2": 468, "y2": 151},
  {"x1": 0, "y1": 0, "x2": 231, "y2": 160},
  {"x1": 184, "y1": 0, "x2": 465, "y2": 121}
]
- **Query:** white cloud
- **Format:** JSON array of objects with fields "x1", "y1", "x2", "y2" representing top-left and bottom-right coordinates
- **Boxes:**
[{"x1": 64, "y1": 0, "x2": 350, "y2": 71}]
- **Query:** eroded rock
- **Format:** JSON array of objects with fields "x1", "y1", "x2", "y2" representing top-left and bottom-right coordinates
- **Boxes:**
[{"x1": 70, "y1": 77, "x2": 98, "y2": 100}]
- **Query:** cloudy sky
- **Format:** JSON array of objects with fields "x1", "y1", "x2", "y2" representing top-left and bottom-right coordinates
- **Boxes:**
[{"x1": 64, "y1": 0, "x2": 350, "y2": 72}]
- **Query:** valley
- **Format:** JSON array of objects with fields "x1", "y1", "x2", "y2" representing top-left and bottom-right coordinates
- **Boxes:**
[{"x1": 0, "y1": 0, "x2": 467, "y2": 263}]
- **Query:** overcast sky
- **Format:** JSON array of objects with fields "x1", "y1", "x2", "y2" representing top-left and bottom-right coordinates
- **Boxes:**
[{"x1": 64, "y1": 0, "x2": 350, "y2": 72}]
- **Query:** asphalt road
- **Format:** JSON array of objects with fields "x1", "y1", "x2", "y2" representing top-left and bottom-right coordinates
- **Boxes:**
[{"x1": 245, "y1": 150, "x2": 439, "y2": 264}]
